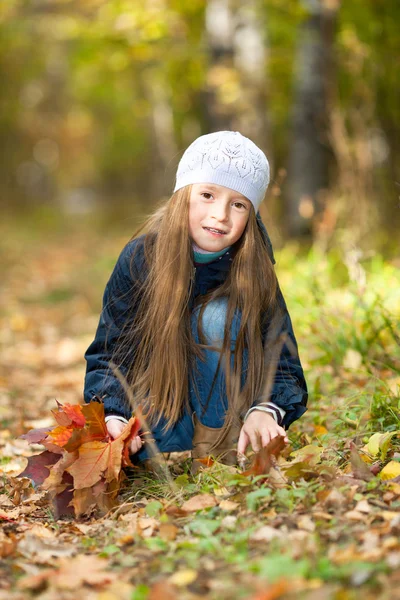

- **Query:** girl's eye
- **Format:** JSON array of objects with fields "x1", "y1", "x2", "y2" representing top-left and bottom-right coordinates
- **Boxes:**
[
  {"x1": 233, "y1": 201, "x2": 247, "y2": 210},
  {"x1": 201, "y1": 192, "x2": 213, "y2": 200}
]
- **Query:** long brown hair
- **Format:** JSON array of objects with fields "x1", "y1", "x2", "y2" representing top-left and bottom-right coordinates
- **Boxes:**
[{"x1": 113, "y1": 184, "x2": 278, "y2": 431}]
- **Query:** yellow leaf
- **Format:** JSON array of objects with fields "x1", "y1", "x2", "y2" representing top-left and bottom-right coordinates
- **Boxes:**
[
  {"x1": 343, "y1": 349, "x2": 362, "y2": 369},
  {"x1": 219, "y1": 500, "x2": 239, "y2": 511},
  {"x1": 366, "y1": 431, "x2": 399, "y2": 458},
  {"x1": 379, "y1": 461, "x2": 400, "y2": 480},
  {"x1": 366, "y1": 433, "x2": 383, "y2": 456},
  {"x1": 313, "y1": 425, "x2": 328, "y2": 436},
  {"x1": 168, "y1": 569, "x2": 197, "y2": 587},
  {"x1": 290, "y1": 445, "x2": 323, "y2": 466}
]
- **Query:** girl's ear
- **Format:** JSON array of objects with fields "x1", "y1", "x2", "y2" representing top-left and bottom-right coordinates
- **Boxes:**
[{"x1": 256, "y1": 212, "x2": 276, "y2": 265}]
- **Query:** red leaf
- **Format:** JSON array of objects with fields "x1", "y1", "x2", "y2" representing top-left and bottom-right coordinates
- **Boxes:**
[{"x1": 17, "y1": 451, "x2": 61, "y2": 486}]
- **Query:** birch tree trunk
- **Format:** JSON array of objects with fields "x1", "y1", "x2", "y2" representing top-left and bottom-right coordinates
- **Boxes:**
[
  {"x1": 285, "y1": 1, "x2": 337, "y2": 237},
  {"x1": 203, "y1": 0, "x2": 270, "y2": 152}
]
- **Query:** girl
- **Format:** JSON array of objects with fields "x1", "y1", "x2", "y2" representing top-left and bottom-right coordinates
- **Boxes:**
[{"x1": 83, "y1": 131, "x2": 308, "y2": 465}]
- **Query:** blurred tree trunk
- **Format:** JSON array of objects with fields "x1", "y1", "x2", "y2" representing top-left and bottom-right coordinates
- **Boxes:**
[
  {"x1": 203, "y1": 0, "x2": 270, "y2": 151},
  {"x1": 284, "y1": 1, "x2": 337, "y2": 237},
  {"x1": 144, "y1": 76, "x2": 178, "y2": 201}
]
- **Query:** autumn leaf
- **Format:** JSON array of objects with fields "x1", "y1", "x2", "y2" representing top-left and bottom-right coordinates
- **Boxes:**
[
  {"x1": 42, "y1": 451, "x2": 78, "y2": 493},
  {"x1": 350, "y1": 442, "x2": 375, "y2": 481},
  {"x1": 18, "y1": 451, "x2": 61, "y2": 487},
  {"x1": 52, "y1": 401, "x2": 86, "y2": 428},
  {"x1": 47, "y1": 425, "x2": 73, "y2": 448},
  {"x1": 81, "y1": 401, "x2": 108, "y2": 438},
  {"x1": 242, "y1": 436, "x2": 286, "y2": 476},
  {"x1": 20, "y1": 427, "x2": 52, "y2": 444},
  {"x1": 379, "y1": 460, "x2": 400, "y2": 480},
  {"x1": 66, "y1": 416, "x2": 139, "y2": 489},
  {"x1": 181, "y1": 493, "x2": 217, "y2": 512}
]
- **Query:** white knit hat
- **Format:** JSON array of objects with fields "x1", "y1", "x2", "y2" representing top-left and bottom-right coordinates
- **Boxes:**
[{"x1": 173, "y1": 130, "x2": 270, "y2": 211}]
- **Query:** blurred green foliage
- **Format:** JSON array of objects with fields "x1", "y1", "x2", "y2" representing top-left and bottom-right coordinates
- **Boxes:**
[{"x1": 0, "y1": 0, "x2": 399, "y2": 249}]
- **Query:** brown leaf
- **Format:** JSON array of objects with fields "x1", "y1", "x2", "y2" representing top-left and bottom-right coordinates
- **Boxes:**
[
  {"x1": 42, "y1": 451, "x2": 78, "y2": 492},
  {"x1": 350, "y1": 442, "x2": 375, "y2": 481},
  {"x1": 52, "y1": 473, "x2": 74, "y2": 518},
  {"x1": 159, "y1": 523, "x2": 178, "y2": 541},
  {"x1": 0, "y1": 531, "x2": 17, "y2": 558},
  {"x1": 242, "y1": 436, "x2": 286, "y2": 476},
  {"x1": 81, "y1": 401, "x2": 108, "y2": 438},
  {"x1": 181, "y1": 493, "x2": 217, "y2": 513},
  {"x1": 72, "y1": 477, "x2": 120, "y2": 517}
]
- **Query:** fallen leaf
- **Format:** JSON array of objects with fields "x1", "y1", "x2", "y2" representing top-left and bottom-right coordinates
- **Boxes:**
[
  {"x1": 55, "y1": 555, "x2": 116, "y2": 589},
  {"x1": 250, "y1": 526, "x2": 280, "y2": 542},
  {"x1": 158, "y1": 523, "x2": 178, "y2": 541},
  {"x1": 350, "y1": 442, "x2": 374, "y2": 481},
  {"x1": 243, "y1": 437, "x2": 286, "y2": 476},
  {"x1": 297, "y1": 515, "x2": 316, "y2": 532},
  {"x1": 168, "y1": 569, "x2": 197, "y2": 587},
  {"x1": 219, "y1": 499, "x2": 239, "y2": 511},
  {"x1": 181, "y1": 493, "x2": 217, "y2": 513},
  {"x1": 289, "y1": 444, "x2": 323, "y2": 466},
  {"x1": 379, "y1": 461, "x2": 400, "y2": 480},
  {"x1": 344, "y1": 510, "x2": 366, "y2": 521},
  {"x1": 355, "y1": 499, "x2": 372, "y2": 513}
]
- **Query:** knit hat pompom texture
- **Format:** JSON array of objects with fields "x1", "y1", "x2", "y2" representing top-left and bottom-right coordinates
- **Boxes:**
[{"x1": 173, "y1": 131, "x2": 270, "y2": 211}]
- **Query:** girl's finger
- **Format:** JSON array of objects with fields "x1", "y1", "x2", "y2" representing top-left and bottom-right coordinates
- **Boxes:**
[
  {"x1": 130, "y1": 436, "x2": 143, "y2": 454},
  {"x1": 106, "y1": 421, "x2": 125, "y2": 440},
  {"x1": 260, "y1": 429, "x2": 271, "y2": 448},
  {"x1": 249, "y1": 431, "x2": 261, "y2": 453},
  {"x1": 277, "y1": 426, "x2": 289, "y2": 443},
  {"x1": 237, "y1": 428, "x2": 249, "y2": 456}
]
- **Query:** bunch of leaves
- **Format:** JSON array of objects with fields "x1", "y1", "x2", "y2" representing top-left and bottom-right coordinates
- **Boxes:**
[{"x1": 18, "y1": 400, "x2": 140, "y2": 518}]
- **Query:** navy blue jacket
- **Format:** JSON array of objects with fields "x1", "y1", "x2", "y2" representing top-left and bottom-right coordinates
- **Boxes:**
[{"x1": 83, "y1": 215, "x2": 308, "y2": 429}]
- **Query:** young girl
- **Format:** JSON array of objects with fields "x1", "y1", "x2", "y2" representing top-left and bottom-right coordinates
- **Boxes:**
[{"x1": 83, "y1": 131, "x2": 308, "y2": 465}]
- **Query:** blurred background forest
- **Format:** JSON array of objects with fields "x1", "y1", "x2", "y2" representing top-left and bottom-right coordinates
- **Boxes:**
[{"x1": 1, "y1": 0, "x2": 399, "y2": 252}]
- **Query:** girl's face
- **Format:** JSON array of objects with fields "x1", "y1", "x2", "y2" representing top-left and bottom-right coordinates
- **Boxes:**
[{"x1": 188, "y1": 183, "x2": 251, "y2": 252}]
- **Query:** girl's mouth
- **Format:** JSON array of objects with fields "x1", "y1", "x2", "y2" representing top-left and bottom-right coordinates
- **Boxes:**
[{"x1": 203, "y1": 227, "x2": 227, "y2": 236}]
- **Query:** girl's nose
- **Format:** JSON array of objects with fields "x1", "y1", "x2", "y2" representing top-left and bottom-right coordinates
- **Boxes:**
[{"x1": 211, "y1": 202, "x2": 229, "y2": 221}]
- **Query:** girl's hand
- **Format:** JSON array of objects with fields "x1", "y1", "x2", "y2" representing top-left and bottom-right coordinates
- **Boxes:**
[
  {"x1": 237, "y1": 411, "x2": 288, "y2": 455},
  {"x1": 106, "y1": 419, "x2": 143, "y2": 454}
]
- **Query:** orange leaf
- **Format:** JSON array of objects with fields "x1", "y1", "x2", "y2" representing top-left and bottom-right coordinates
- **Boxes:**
[
  {"x1": 66, "y1": 441, "x2": 113, "y2": 489},
  {"x1": 42, "y1": 451, "x2": 78, "y2": 492},
  {"x1": 63, "y1": 403, "x2": 86, "y2": 428},
  {"x1": 52, "y1": 401, "x2": 86, "y2": 428},
  {"x1": 47, "y1": 426, "x2": 73, "y2": 448},
  {"x1": 81, "y1": 402, "x2": 108, "y2": 438},
  {"x1": 66, "y1": 421, "x2": 134, "y2": 489}
]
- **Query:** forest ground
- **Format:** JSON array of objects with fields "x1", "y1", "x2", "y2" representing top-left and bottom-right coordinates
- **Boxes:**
[{"x1": 1, "y1": 210, "x2": 400, "y2": 600}]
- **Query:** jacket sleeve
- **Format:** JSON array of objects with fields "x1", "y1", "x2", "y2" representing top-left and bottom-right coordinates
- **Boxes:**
[
  {"x1": 83, "y1": 238, "x2": 144, "y2": 420},
  {"x1": 257, "y1": 285, "x2": 308, "y2": 429}
]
